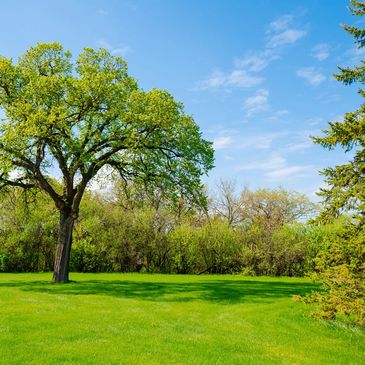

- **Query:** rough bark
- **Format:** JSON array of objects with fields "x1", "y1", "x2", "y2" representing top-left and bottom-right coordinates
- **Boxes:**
[{"x1": 52, "y1": 210, "x2": 76, "y2": 282}]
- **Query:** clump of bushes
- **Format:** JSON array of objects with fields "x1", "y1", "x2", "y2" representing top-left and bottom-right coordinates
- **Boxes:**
[
  {"x1": 0, "y1": 185, "x2": 318, "y2": 276},
  {"x1": 305, "y1": 219, "x2": 365, "y2": 327}
]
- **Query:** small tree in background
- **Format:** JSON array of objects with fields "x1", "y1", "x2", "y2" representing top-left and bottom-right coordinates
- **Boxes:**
[
  {"x1": 312, "y1": 0, "x2": 365, "y2": 326},
  {"x1": 0, "y1": 43, "x2": 214, "y2": 282}
]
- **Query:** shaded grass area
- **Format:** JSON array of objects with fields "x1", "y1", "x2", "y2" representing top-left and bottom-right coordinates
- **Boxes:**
[
  {"x1": 0, "y1": 273, "x2": 363, "y2": 364},
  {"x1": 0, "y1": 276, "x2": 317, "y2": 303}
]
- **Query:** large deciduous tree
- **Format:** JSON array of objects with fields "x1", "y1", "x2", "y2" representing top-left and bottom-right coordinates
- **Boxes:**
[{"x1": 0, "y1": 43, "x2": 214, "y2": 282}]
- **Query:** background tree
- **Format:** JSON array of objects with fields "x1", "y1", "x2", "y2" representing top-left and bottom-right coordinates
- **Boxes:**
[
  {"x1": 311, "y1": 0, "x2": 365, "y2": 326},
  {"x1": 0, "y1": 43, "x2": 214, "y2": 282},
  {"x1": 240, "y1": 187, "x2": 316, "y2": 232},
  {"x1": 212, "y1": 179, "x2": 245, "y2": 226}
]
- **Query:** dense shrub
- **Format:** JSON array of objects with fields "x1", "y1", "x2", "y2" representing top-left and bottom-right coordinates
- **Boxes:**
[
  {"x1": 0, "y1": 192, "x2": 57, "y2": 272},
  {"x1": 168, "y1": 224, "x2": 201, "y2": 273},
  {"x1": 306, "y1": 219, "x2": 365, "y2": 327},
  {"x1": 0, "y1": 186, "x2": 321, "y2": 277}
]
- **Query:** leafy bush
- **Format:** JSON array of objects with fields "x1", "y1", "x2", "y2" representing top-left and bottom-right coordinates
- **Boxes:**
[
  {"x1": 0, "y1": 186, "x2": 322, "y2": 277},
  {"x1": 306, "y1": 220, "x2": 365, "y2": 327}
]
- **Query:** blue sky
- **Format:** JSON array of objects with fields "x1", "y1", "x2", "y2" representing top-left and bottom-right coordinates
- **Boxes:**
[{"x1": 0, "y1": 0, "x2": 362, "y2": 198}]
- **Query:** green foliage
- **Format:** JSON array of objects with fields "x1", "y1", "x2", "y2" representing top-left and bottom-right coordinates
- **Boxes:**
[
  {"x1": 238, "y1": 222, "x2": 316, "y2": 277},
  {"x1": 306, "y1": 219, "x2": 365, "y2": 327},
  {"x1": 312, "y1": 0, "x2": 365, "y2": 221},
  {"x1": 168, "y1": 224, "x2": 201, "y2": 273},
  {"x1": 0, "y1": 183, "x2": 321, "y2": 276},
  {"x1": 0, "y1": 190, "x2": 57, "y2": 272},
  {"x1": 240, "y1": 187, "x2": 316, "y2": 229},
  {"x1": 0, "y1": 43, "x2": 214, "y2": 208},
  {"x1": 196, "y1": 221, "x2": 242, "y2": 274},
  {"x1": 0, "y1": 43, "x2": 214, "y2": 281},
  {"x1": 310, "y1": 0, "x2": 365, "y2": 327}
]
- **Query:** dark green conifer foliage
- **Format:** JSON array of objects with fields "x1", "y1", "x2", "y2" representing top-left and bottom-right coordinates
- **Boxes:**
[
  {"x1": 311, "y1": 0, "x2": 365, "y2": 327},
  {"x1": 313, "y1": 0, "x2": 365, "y2": 221}
]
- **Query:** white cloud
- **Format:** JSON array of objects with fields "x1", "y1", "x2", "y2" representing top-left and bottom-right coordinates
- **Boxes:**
[
  {"x1": 111, "y1": 46, "x2": 132, "y2": 57},
  {"x1": 237, "y1": 154, "x2": 286, "y2": 171},
  {"x1": 297, "y1": 67, "x2": 326, "y2": 86},
  {"x1": 266, "y1": 14, "x2": 306, "y2": 49},
  {"x1": 305, "y1": 117, "x2": 323, "y2": 126},
  {"x1": 346, "y1": 46, "x2": 365, "y2": 61},
  {"x1": 96, "y1": 39, "x2": 112, "y2": 49},
  {"x1": 213, "y1": 136, "x2": 232, "y2": 150},
  {"x1": 234, "y1": 50, "x2": 278, "y2": 72},
  {"x1": 238, "y1": 131, "x2": 288, "y2": 150},
  {"x1": 267, "y1": 29, "x2": 307, "y2": 48},
  {"x1": 236, "y1": 148, "x2": 314, "y2": 182},
  {"x1": 96, "y1": 39, "x2": 132, "y2": 57},
  {"x1": 285, "y1": 140, "x2": 313, "y2": 152},
  {"x1": 266, "y1": 109, "x2": 289, "y2": 121},
  {"x1": 311, "y1": 43, "x2": 330, "y2": 61},
  {"x1": 243, "y1": 89, "x2": 269, "y2": 117},
  {"x1": 196, "y1": 13, "x2": 306, "y2": 93},
  {"x1": 268, "y1": 15, "x2": 294, "y2": 32},
  {"x1": 265, "y1": 165, "x2": 313, "y2": 180},
  {"x1": 198, "y1": 69, "x2": 263, "y2": 90},
  {"x1": 316, "y1": 93, "x2": 341, "y2": 104}
]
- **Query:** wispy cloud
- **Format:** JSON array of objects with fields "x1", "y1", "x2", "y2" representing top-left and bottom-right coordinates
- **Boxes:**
[
  {"x1": 297, "y1": 67, "x2": 326, "y2": 86},
  {"x1": 234, "y1": 50, "x2": 278, "y2": 72},
  {"x1": 269, "y1": 15, "x2": 294, "y2": 32},
  {"x1": 316, "y1": 93, "x2": 341, "y2": 104},
  {"x1": 96, "y1": 39, "x2": 132, "y2": 57},
  {"x1": 305, "y1": 117, "x2": 323, "y2": 126},
  {"x1": 243, "y1": 89, "x2": 269, "y2": 117},
  {"x1": 198, "y1": 69, "x2": 263, "y2": 90},
  {"x1": 311, "y1": 43, "x2": 330, "y2": 61},
  {"x1": 266, "y1": 15, "x2": 306, "y2": 49},
  {"x1": 237, "y1": 153, "x2": 286, "y2": 171},
  {"x1": 197, "y1": 13, "x2": 306, "y2": 92},
  {"x1": 267, "y1": 29, "x2": 307, "y2": 48},
  {"x1": 265, "y1": 165, "x2": 313, "y2": 180},
  {"x1": 213, "y1": 136, "x2": 232, "y2": 150},
  {"x1": 238, "y1": 131, "x2": 288, "y2": 150},
  {"x1": 285, "y1": 140, "x2": 313, "y2": 152},
  {"x1": 344, "y1": 46, "x2": 365, "y2": 65},
  {"x1": 282, "y1": 128, "x2": 319, "y2": 153},
  {"x1": 266, "y1": 109, "x2": 289, "y2": 122},
  {"x1": 236, "y1": 148, "x2": 314, "y2": 181}
]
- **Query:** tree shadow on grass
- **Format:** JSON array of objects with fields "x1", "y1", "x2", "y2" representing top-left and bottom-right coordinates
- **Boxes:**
[{"x1": 0, "y1": 277, "x2": 318, "y2": 304}]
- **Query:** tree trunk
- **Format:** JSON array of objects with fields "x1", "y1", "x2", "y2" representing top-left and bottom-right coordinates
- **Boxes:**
[{"x1": 52, "y1": 210, "x2": 76, "y2": 282}]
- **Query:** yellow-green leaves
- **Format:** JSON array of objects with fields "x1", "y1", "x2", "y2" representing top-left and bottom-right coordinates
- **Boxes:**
[{"x1": 0, "y1": 42, "x2": 214, "y2": 211}]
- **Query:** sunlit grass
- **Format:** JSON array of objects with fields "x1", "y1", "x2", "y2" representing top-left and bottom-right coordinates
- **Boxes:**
[{"x1": 0, "y1": 273, "x2": 363, "y2": 364}]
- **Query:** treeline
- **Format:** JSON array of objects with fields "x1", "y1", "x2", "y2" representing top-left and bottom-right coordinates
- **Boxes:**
[
  {"x1": 1, "y1": 179, "x2": 363, "y2": 325},
  {"x1": 0, "y1": 179, "x2": 333, "y2": 276}
]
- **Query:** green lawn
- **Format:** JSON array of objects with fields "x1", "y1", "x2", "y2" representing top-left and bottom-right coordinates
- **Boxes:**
[{"x1": 0, "y1": 273, "x2": 363, "y2": 365}]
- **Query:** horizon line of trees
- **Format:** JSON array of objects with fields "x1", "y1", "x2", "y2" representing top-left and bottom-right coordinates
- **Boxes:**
[{"x1": 0, "y1": 178, "x2": 326, "y2": 277}]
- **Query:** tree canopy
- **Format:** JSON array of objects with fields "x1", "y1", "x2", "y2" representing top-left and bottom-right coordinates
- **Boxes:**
[{"x1": 0, "y1": 43, "x2": 214, "y2": 281}]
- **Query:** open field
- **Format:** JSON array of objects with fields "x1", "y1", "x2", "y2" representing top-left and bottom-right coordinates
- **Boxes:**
[{"x1": 0, "y1": 273, "x2": 363, "y2": 365}]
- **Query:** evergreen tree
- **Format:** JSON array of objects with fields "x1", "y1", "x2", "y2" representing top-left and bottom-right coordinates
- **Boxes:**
[
  {"x1": 313, "y1": 1, "x2": 365, "y2": 221},
  {"x1": 311, "y1": 0, "x2": 365, "y2": 327}
]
